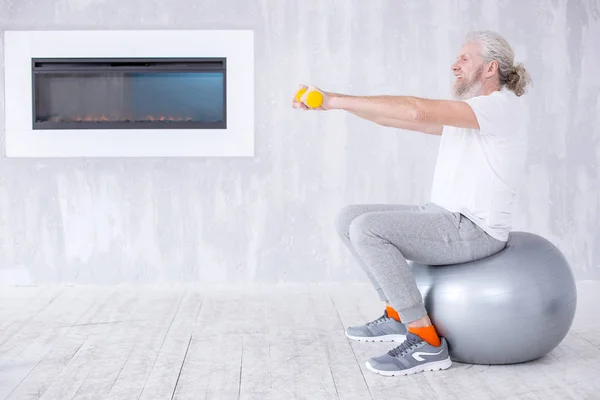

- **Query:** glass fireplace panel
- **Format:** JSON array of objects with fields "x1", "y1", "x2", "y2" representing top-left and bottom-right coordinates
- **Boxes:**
[{"x1": 32, "y1": 58, "x2": 226, "y2": 129}]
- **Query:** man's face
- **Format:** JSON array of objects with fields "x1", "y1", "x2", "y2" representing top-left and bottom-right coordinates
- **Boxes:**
[{"x1": 451, "y1": 41, "x2": 485, "y2": 100}]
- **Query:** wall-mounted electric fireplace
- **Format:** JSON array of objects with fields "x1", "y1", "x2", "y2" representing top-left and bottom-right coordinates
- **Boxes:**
[
  {"x1": 4, "y1": 30, "x2": 253, "y2": 157},
  {"x1": 32, "y1": 58, "x2": 226, "y2": 130}
]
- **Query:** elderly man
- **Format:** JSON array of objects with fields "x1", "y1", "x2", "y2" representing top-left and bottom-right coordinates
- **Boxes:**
[{"x1": 293, "y1": 30, "x2": 531, "y2": 376}]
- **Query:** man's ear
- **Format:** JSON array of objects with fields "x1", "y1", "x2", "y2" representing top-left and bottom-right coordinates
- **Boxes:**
[{"x1": 485, "y1": 60, "x2": 498, "y2": 77}]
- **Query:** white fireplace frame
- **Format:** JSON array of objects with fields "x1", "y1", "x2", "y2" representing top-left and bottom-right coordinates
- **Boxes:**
[{"x1": 3, "y1": 30, "x2": 254, "y2": 157}]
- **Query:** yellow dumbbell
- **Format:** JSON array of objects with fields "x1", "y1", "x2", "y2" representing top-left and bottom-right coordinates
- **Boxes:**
[
  {"x1": 295, "y1": 87, "x2": 307, "y2": 102},
  {"x1": 295, "y1": 87, "x2": 324, "y2": 109}
]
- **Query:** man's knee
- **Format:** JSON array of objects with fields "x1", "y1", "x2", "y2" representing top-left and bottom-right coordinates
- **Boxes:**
[
  {"x1": 348, "y1": 213, "x2": 378, "y2": 244},
  {"x1": 334, "y1": 205, "x2": 363, "y2": 238}
]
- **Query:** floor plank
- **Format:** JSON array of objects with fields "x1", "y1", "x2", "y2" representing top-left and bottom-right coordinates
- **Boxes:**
[
  {"x1": 0, "y1": 286, "x2": 66, "y2": 348},
  {"x1": 101, "y1": 288, "x2": 185, "y2": 400},
  {"x1": 70, "y1": 288, "x2": 155, "y2": 400},
  {"x1": 172, "y1": 333, "x2": 244, "y2": 400},
  {"x1": 0, "y1": 286, "x2": 109, "y2": 399},
  {"x1": 138, "y1": 290, "x2": 203, "y2": 400}
]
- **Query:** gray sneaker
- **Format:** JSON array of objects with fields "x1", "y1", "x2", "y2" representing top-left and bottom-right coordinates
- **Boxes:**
[
  {"x1": 345, "y1": 310, "x2": 407, "y2": 342},
  {"x1": 365, "y1": 332, "x2": 452, "y2": 376}
]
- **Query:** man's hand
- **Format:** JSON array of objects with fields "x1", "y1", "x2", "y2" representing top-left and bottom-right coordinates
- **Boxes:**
[
  {"x1": 292, "y1": 84, "x2": 334, "y2": 110},
  {"x1": 292, "y1": 84, "x2": 310, "y2": 110}
]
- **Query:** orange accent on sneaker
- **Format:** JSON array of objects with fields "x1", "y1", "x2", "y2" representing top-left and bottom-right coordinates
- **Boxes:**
[
  {"x1": 408, "y1": 325, "x2": 441, "y2": 347},
  {"x1": 385, "y1": 305, "x2": 401, "y2": 322}
]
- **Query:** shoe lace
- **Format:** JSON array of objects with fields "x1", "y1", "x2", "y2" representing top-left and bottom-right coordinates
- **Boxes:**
[
  {"x1": 366, "y1": 312, "x2": 390, "y2": 326},
  {"x1": 387, "y1": 334, "x2": 422, "y2": 357}
]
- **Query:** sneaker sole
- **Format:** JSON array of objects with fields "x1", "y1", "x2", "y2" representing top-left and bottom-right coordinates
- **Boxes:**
[
  {"x1": 364, "y1": 357, "x2": 452, "y2": 376},
  {"x1": 345, "y1": 332, "x2": 407, "y2": 343}
]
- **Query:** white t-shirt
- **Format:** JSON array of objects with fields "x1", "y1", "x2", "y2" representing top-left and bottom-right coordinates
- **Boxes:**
[{"x1": 430, "y1": 87, "x2": 528, "y2": 242}]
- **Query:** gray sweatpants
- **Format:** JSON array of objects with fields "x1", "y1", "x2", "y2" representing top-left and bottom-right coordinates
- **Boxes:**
[{"x1": 335, "y1": 202, "x2": 506, "y2": 323}]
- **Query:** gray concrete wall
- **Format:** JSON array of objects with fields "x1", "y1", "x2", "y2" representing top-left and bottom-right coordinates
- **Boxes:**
[{"x1": 1, "y1": 0, "x2": 599, "y2": 284}]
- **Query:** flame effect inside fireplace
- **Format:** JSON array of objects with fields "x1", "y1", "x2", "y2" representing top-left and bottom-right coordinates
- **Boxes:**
[{"x1": 40, "y1": 115, "x2": 195, "y2": 123}]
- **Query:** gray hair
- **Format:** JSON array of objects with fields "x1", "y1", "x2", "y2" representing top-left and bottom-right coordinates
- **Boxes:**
[{"x1": 465, "y1": 31, "x2": 532, "y2": 96}]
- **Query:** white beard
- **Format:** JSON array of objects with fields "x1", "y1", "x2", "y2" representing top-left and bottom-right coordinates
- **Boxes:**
[
  {"x1": 452, "y1": 66, "x2": 484, "y2": 100},
  {"x1": 453, "y1": 81, "x2": 483, "y2": 100}
]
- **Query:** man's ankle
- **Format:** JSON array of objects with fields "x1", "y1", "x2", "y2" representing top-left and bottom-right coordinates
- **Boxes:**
[
  {"x1": 407, "y1": 315, "x2": 433, "y2": 328},
  {"x1": 406, "y1": 315, "x2": 440, "y2": 346}
]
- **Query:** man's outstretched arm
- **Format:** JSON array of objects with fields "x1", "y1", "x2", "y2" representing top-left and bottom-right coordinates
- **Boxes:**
[
  {"x1": 347, "y1": 109, "x2": 443, "y2": 135},
  {"x1": 327, "y1": 93, "x2": 479, "y2": 130}
]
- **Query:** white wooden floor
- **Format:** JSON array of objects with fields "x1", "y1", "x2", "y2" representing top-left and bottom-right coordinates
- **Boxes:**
[{"x1": 1, "y1": 281, "x2": 599, "y2": 400}]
